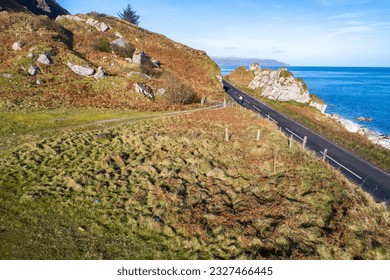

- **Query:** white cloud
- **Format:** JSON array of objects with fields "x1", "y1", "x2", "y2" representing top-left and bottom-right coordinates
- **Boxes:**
[{"x1": 327, "y1": 25, "x2": 371, "y2": 37}]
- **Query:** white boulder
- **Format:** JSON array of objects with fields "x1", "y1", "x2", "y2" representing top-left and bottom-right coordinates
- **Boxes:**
[
  {"x1": 338, "y1": 119, "x2": 361, "y2": 133},
  {"x1": 132, "y1": 51, "x2": 146, "y2": 64},
  {"x1": 12, "y1": 40, "x2": 24, "y2": 51},
  {"x1": 37, "y1": 53, "x2": 52, "y2": 65},
  {"x1": 94, "y1": 66, "x2": 105, "y2": 80},
  {"x1": 67, "y1": 62, "x2": 95, "y2": 76},
  {"x1": 28, "y1": 66, "x2": 40, "y2": 76}
]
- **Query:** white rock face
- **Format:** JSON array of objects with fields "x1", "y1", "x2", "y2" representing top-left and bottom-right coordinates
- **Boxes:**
[
  {"x1": 67, "y1": 62, "x2": 95, "y2": 76},
  {"x1": 309, "y1": 101, "x2": 327, "y2": 114},
  {"x1": 249, "y1": 67, "x2": 311, "y2": 103},
  {"x1": 246, "y1": 64, "x2": 328, "y2": 113},
  {"x1": 57, "y1": 15, "x2": 109, "y2": 32}
]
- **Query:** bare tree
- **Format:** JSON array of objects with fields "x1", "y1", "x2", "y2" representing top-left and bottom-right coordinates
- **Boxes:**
[{"x1": 118, "y1": 4, "x2": 140, "y2": 25}]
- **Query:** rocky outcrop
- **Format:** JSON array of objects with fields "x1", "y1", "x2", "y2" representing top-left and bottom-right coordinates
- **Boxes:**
[
  {"x1": 85, "y1": 18, "x2": 110, "y2": 32},
  {"x1": 55, "y1": 15, "x2": 85, "y2": 22},
  {"x1": 246, "y1": 64, "x2": 327, "y2": 113},
  {"x1": 309, "y1": 101, "x2": 327, "y2": 114},
  {"x1": 67, "y1": 62, "x2": 95, "y2": 76},
  {"x1": 7, "y1": 0, "x2": 70, "y2": 19},
  {"x1": 249, "y1": 67, "x2": 311, "y2": 103},
  {"x1": 56, "y1": 15, "x2": 109, "y2": 32}
]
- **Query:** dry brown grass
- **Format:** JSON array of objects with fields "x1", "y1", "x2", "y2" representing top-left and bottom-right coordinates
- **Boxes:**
[{"x1": 0, "y1": 12, "x2": 224, "y2": 111}]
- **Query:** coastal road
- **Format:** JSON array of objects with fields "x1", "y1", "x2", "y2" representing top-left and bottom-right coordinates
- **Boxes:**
[{"x1": 223, "y1": 79, "x2": 390, "y2": 208}]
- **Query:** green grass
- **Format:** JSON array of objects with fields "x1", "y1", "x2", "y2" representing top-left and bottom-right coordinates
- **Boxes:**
[
  {"x1": 0, "y1": 107, "x2": 156, "y2": 153},
  {"x1": 1, "y1": 107, "x2": 389, "y2": 260}
]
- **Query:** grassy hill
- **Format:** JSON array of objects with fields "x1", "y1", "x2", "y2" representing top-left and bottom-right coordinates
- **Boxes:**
[
  {"x1": 0, "y1": 107, "x2": 389, "y2": 259},
  {"x1": 0, "y1": 9, "x2": 389, "y2": 261}
]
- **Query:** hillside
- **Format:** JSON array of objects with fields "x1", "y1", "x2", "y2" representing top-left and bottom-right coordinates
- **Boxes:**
[
  {"x1": 1, "y1": 5, "x2": 389, "y2": 261},
  {"x1": 0, "y1": 106, "x2": 389, "y2": 259},
  {"x1": 0, "y1": 11, "x2": 223, "y2": 111},
  {"x1": 0, "y1": 0, "x2": 69, "y2": 18}
]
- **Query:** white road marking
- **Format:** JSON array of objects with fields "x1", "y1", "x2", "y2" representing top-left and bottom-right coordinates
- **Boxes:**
[
  {"x1": 285, "y1": 128, "x2": 304, "y2": 141},
  {"x1": 320, "y1": 151, "x2": 363, "y2": 180},
  {"x1": 253, "y1": 105, "x2": 261, "y2": 112}
]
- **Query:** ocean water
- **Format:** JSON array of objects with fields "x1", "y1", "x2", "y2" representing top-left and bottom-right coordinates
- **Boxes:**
[{"x1": 221, "y1": 66, "x2": 390, "y2": 136}]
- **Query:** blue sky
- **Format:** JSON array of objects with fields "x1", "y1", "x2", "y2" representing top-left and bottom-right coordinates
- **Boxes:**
[{"x1": 57, "y1": 0, "x2": 390, "y2": 66}]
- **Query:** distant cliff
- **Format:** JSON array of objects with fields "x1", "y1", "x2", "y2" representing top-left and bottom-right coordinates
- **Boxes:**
[{"x1": 212, "y1": 57, "x2": 289, "y2": 67}]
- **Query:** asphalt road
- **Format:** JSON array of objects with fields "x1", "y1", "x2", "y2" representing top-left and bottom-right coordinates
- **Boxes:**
[{"x1": 223, "y1": 79, "x2": 390, "y2": 208}]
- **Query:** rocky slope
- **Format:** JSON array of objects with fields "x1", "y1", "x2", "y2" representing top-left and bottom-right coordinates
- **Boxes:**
[
  {"x1": 0, "y1": 10, "x2": 223, "y2": 111},
  {"x1": 0, "y1": 0, "x2": 69, "y2": 19},
  {"x1": 227, "y1": 64, "x2": 327, "y2": 113}
]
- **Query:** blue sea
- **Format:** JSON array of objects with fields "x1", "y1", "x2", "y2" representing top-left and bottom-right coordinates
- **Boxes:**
[{"x1": 221, "y1": 66, "x2": 390, "y2": 136}]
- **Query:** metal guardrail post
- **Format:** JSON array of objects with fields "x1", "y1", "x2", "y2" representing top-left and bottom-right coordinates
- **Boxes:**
[{"x1": 322, "y1": 149, "x2": 328, "y2": 161}]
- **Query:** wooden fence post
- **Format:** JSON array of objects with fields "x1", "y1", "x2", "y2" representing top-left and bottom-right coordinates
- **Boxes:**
[
  {"x1": 289, "y1": 134, "x2": 293, "y2": 149},
  {"x1": 256, "y1": 130, "x2": 261, "y2": 141},
  {"x1": 225, "y1": 128, "x2": 229, "y2": 142},
  {"x1": 223, "y1": 98, "x2": 227, "y2": 108},
  {"x1": 303, "y1": 136, "x2": 307, "y2": 149},
  {"x1": 273, "y1": 149, "x2": 278, "y2": 173}
]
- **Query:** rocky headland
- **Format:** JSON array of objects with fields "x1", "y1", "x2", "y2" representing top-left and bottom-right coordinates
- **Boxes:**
[{"x1": 228, "y1": 63, "x2": 327, "y2": 113}]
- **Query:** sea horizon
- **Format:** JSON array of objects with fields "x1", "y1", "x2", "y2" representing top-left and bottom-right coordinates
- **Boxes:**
[{"x1": 220, "y1": 65, "x2": 390, "y2": 137}]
